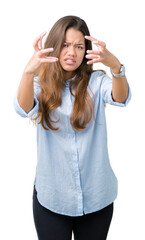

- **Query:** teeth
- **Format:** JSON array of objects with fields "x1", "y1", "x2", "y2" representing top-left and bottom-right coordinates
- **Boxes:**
[{"x1": 66, "y1": 59, "x2": 74, "y2": 62}]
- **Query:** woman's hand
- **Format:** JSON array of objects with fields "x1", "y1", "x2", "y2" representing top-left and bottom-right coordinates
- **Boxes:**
[
  {"x1": 85, "y1": 36, "x2": 121, "y2": 73},
  {"x1": 24, "y1": 32, "x2": 58, "y2": 74},
  {"x1": 85, "y1": 35, "x2": 129, "y2": 103}
]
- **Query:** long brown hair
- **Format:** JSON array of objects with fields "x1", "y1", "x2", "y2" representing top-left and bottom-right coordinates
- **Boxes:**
[{"x1": 33, "y1": 15, "x2": 98, "y2": 131}]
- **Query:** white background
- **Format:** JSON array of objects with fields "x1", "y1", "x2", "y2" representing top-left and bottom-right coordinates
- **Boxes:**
[{"x1": 0, "y1": 0, "x2": 145, "y2": 239}]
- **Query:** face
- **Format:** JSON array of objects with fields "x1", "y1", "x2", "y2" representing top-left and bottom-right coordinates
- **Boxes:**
[{"x1": 59, "y1": 28, "x2": 86, "y2": 80}]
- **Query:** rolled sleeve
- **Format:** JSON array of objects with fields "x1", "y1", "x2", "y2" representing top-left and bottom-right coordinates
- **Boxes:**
[
  {"x1": 13, "y1": 76, "x2": 41, "y2": 118},
  {"x1": 101, "y1": 74, "x2": 131, "y2": 107},
  {"x1": 13, "y1": 94, "x2": 39, "y2": 118}
]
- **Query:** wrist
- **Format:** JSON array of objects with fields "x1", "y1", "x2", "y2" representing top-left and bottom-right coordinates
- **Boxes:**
[
  {"x1": 110, "y1": 61, "x2": 121, "y2": 74},
  {"x1": 110, "y1": 64, "x2": 125, "y2": 78},
  {"x1": 24, "y1": 66, "x2": 35, "y2": 75}
]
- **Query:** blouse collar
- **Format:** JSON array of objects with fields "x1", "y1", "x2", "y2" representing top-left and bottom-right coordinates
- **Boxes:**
[{"x1": 64, "y1": 75, "x2": 77, "y2": 87}]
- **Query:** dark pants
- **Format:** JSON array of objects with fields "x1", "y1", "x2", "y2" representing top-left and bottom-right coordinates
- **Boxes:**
[{"x1": 33, "y1": 186, "x2": 114, "y2": 240}]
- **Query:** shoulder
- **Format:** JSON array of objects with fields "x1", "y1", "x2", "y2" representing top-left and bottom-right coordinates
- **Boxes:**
[
  {"x1": 91, "y1": 70, "x2": 106, "y2": 77},
  {"x1": 89, "y1": 70, "x2": 106, "y2": 88}
]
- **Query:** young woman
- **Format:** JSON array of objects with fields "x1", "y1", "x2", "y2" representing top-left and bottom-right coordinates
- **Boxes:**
[{"x1": 14, "y1": 15, "x2": 131, "y2": 240}]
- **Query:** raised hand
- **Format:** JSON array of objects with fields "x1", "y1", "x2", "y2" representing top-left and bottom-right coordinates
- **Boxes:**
[
  {"x1": 25, "y1": 32, "x2": 58, "y2": 74},
  {"x1": 85, "y1": 35, "x2": 121, "y2": 71}
]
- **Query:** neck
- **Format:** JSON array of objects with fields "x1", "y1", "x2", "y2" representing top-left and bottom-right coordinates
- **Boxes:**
[{"x1": 64, "y1": 71, "x2": 76, "y2": 81}]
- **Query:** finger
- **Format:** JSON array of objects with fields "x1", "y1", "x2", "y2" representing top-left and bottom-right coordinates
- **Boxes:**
[
  {"x1": 85, "y1": 54, "x2": 100, "y2": 59},
  {"x1": 92, "y1": 40, "x2": 106, "y2": 48},
  {"x1": 38, "y1": 47, "x2": 54, "y2": 56},
  {"x1": 38, "y1": 32, "x2": 47, "y2": 50},
  {"x1": 33, "y1": 31, "x2": 47, "y2": 51},
  {"x1": 38, "y1": 39, "x2": 42, "y2": 50},
  {"x1": 85, "y1": 35, "x2": 97, "y2": 42},
  {"x1": 85, "y1": 36, "x2": 106, "y2": 48},
  {"x1": 87, "y1": 58, "x2": 101, "y2": 65},
  {"x1": 41, "y1": 57, "x2": 58, "y2": 63},
  {"x1": 33, "y1": 34, "x2": 44, "y2": 51},
  {"x1": 86, "y1": 50, "x2": 96, "y2": 54},
  {"x1": 86, "y1": 50, "x2": 101, "y2": 55}
]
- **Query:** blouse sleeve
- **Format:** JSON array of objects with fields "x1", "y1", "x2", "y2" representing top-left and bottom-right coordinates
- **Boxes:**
[
  {"x1": 100, "y1": 74, "x2": 131, "y2": 107},
  {"x1": 13, "y1": 76, "x2": 41, "y2": 118}
]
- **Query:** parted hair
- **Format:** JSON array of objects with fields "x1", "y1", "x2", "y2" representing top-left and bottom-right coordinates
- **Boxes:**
[{"x1": 32, "y1": 15, "x2": 98, "y2": 131}]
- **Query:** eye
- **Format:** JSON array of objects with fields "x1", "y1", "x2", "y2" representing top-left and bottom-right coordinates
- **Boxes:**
[
  {"x1": 76, "y1": 46, "x2": 84, "y2": 50},
  {"x1": 63, "y1": 43, "x2": 68, "y2": 48}
]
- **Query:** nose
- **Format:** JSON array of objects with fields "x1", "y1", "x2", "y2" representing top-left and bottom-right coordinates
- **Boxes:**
[{"x1": 68, "y1": 46, "x2": 76, "y2": 56}]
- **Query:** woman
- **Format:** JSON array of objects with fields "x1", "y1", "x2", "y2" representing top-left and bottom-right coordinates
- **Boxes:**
[{"x1": 14, "y1": 15, "x2": 131, "y2": 240}]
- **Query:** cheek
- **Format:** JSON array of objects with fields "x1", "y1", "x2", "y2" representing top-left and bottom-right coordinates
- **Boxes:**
[
  {"x1": 78, "y1": 51, "x2": 85, "y2": 63},
  {"x1": 59, "y1": 49, "x2": 65, "y2": 61}
]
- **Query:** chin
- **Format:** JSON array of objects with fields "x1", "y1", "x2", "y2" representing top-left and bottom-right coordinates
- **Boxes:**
[{"x1": 63, "y1": 66, "x2": 78, "y2": 72}]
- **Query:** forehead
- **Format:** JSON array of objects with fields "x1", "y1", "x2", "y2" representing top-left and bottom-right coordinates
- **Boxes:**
[{"x1": 65, "y1": 28, "x2": 85, "y2": 44}]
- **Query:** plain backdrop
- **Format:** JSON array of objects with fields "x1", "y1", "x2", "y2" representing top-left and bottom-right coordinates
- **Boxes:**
[{"x1": 0, "y1": 0, "x2": 145, "y2": 239}]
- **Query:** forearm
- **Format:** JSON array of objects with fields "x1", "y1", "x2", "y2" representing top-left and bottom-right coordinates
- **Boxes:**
[
  {"x1": 111, "y1": 61, "x2": 129, "y2": 103},
  {"x1": 17, "y1": 68, "x2": 35, "y2": 113}
]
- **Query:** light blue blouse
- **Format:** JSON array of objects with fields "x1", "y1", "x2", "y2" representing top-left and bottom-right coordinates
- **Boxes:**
[{"x1": 14, "y1": 71, "x2": 131, "y2": 216}]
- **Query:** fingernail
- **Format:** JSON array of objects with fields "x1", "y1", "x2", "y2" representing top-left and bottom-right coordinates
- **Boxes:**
[{"x1": 50, "y1": 48, "x2": 54, "y2": 51}]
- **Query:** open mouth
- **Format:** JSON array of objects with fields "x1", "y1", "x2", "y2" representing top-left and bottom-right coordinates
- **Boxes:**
[{"x1": 64, "y1": 58, "x2": 76, "y2": 65}]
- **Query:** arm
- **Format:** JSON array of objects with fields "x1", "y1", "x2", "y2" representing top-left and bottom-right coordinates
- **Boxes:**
[
  {"x1": 17, "y1": 31, "x2": 58, "y2": 113},
  {"x1": 85, "y1": 36, "x2": 129, "y2": 103},
  {"x1": 17, "y1": 70, "x2": 35, "y2": 113},
  {"x1": 110, "y1": 59, "x2": 129, "y2": 103}
]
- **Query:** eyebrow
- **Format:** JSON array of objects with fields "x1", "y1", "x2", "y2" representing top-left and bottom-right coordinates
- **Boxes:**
[{"x1": 64, "y1": 41, "x2": 84, "y2": 45}]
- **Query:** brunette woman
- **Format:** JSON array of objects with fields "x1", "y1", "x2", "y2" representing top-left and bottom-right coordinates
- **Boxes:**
[{"x1": 14, "y1": 15, "x2": 131, "y2": 240}]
